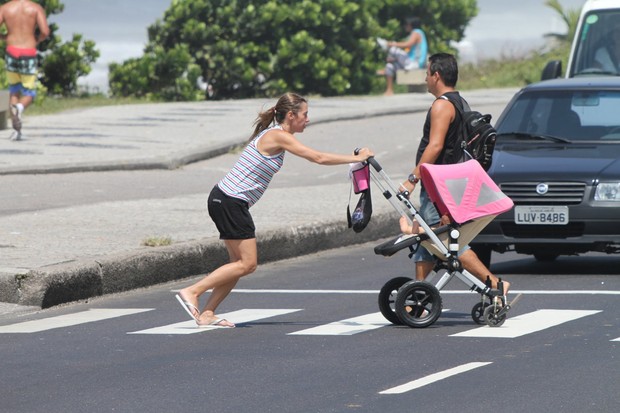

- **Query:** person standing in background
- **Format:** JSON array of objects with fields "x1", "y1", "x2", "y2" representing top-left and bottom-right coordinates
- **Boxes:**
[{"x1": 0, "y1": 0, "x2": 49, "y2": 141}]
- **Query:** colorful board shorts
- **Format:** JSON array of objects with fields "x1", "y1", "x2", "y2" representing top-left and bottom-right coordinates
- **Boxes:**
[{"x1": 5, "y1": 46, "x2": 38, "y2": 97}]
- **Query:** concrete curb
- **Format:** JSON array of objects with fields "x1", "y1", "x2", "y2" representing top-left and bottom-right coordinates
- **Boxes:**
[{"x1": 7, "y1": 211, "x2": 396, "y2": 308}]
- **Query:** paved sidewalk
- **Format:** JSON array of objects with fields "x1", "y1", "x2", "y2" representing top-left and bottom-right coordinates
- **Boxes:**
[{"x1": 0, "y1": 90, "x2": 517, "y2": 313}]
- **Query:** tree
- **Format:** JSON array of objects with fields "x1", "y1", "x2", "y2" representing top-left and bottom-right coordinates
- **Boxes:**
[
  {"x1": 109, "y1": 0, "x2": 478, "y2": 100},
  {"x1": 0, "y1": 0, "x2": 99, "y2": 96},
  {"x1": 108, "y1": 43, "x2": 202, "y2": 101},
  {"x1": 40, "y1": 33, "x2": 99, "y2": 96},
  {"x1": 545, "y1": 0, "x2": 581, "y2": 43}
]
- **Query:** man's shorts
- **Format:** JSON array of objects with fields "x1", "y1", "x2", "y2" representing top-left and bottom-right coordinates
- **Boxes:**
[
  {"x1": 5, "y1": 46, "x2": 38, "y2": 97},
  {"x1": 208, "y1": 185, "x2": 256, "y2": 240}
]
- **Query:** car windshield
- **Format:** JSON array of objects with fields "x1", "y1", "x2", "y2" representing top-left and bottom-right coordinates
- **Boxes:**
[
  {"x1": 571, "y1": 9, "x2": 620, "y2": 77},
  {"x1": 496, "y1": 89, "x2": 620, "y2": 142}
]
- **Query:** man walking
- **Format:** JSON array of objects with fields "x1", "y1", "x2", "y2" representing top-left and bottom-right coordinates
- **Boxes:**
[
  {"x1": 0, "y1": 0, "x2": 49, "y2": 141},
  {"x1": 400, "y1": 52, "x2": 510, "y2": 293}
]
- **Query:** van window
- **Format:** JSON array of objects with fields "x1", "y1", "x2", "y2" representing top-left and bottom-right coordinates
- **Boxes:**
[{"x1": 571, "y1": 9, "x2": 620, "y2": 76}]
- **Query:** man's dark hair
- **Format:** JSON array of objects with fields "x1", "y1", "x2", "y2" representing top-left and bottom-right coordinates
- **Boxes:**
[{"x1": 428, "y1": 53, "x2": 458, "y2": 87}]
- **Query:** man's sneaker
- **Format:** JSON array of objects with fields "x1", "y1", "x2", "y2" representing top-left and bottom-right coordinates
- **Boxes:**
[
  {"x1": 9, "y1": 130, "x2": 22, "y2": 141},
  {"x1": 10, "y1": 104, "x2": 22, "y2": 132},
  {"x1": 376, "y1": 37, "x2": 388, "y2": 51}
]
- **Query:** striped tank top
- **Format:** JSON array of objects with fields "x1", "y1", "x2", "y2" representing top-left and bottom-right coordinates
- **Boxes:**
[{"x1": 217, "y1": 125, "x2": 285, "y2": 207}]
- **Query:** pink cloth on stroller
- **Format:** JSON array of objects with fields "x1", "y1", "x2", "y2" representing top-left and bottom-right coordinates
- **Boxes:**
[
  {"x1": 350, "y1": 163, "x2": 370, "y2": 193},
  {"x1": 419, "y1": 160, "x2": 513, "y2": 225}
]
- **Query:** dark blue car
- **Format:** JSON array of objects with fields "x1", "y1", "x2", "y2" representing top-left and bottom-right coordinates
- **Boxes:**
[{"x1": 472, "y1": 77, "x2": 620, "y2": 266}]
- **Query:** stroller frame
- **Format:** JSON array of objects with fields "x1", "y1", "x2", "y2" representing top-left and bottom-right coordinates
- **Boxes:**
[{"x1": 365, "y1": 157, "x2": 520, "y2": 328}]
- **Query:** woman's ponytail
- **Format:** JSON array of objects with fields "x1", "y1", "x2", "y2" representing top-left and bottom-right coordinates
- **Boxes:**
[{"x1": 250, "y1": 93, "x2": 307, "y2": 140}]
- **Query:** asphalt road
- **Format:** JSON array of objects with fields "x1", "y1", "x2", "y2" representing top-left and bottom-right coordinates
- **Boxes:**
[
  {"x1": 2, "y1": 105, "x2": 618, "y2": 412},
  {"x1": 0, "y1": 242, "x2": 618, "y2": 413}
]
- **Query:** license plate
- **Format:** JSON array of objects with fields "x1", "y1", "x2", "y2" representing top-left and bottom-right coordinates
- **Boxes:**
[{"x1": 514, "y1": 206, "x2": 569, "y2": 225}]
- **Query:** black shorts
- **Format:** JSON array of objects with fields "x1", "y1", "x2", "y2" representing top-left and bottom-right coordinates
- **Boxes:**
[{"x1": 208, "y1": 185, "x2": 256, "y2": 240}]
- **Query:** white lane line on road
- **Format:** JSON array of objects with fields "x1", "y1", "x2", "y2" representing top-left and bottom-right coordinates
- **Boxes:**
[
  {"x1": 0, "y1": 308, "x2": 154, "y2": 333},
  {"x1": 233, "y1": 289, "x2": 378, "y2": 294},
  {"x1": 288, "y1": 312, "x2": 390, "y2": 336},
  {"x1": 450, "y1": 309, "x2": 602, "y2": 338},
  {"x1": 379, "y1": 362, "x2": 493, "y2": 394},
  {"x1": 128, "y1": 308, "x2": 302, "y2": 335},
  {"x1": 226, "y1": 289, "x2": 620, "y2": 295}
]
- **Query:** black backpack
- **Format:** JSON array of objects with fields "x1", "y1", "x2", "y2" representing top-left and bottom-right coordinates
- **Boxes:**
[{"x1": 441, "y1": 95, "x2": 497, "y2": 171}]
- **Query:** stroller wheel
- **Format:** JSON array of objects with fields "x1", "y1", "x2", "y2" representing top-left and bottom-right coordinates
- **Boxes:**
[
  {"x1": 394, "y1": 281, "x2": 442, "y2": 328},
  {"x1": 483, "y1": 304, "x2": 506, "y2": 327},
  {"x1": 378, "y1": 277, "x2": 412, "y2": 325},
  {"x1": 471, "y1": 302, "x2": 490, "y2": 325}
]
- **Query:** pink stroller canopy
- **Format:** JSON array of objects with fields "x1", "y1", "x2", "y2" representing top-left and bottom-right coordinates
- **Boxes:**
[{"x1": 420, "y1": 160, "x2": 514, "y2": 224}]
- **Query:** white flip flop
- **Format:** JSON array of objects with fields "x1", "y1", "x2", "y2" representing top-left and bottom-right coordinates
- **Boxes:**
[{"x1": 175, "y1": 294, "x2": 199, "y2": 321}]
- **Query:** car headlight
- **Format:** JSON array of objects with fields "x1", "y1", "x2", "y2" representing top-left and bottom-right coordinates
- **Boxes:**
[{"x1": 594, "y1": 182, "x2": 620, "y2": 201}]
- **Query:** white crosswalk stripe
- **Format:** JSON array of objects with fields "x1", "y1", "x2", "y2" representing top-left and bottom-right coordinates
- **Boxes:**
[
  {"x1": 0, "y1": 308, "x2": 154, "y2": 333},
  {"x1": 288, "y1": 312, "x2": 390, "y2": 336},
  {"x1": 450, "y1": 309, "x2": 601, "y2": 338},
  {"x1": 379, "y1": 362, "x2": 493, "y2": 394},
  {"x1": 0, "y1": 305, "x2": 609, "y2": 340},
  {"x1": 128, "y1": 308, "x2": 302, "y2": 335}
]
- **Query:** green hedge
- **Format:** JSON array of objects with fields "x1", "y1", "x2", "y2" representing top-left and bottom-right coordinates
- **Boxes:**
[{"x1": 109, "y1": 0, "x2": 477, "y2": 100}]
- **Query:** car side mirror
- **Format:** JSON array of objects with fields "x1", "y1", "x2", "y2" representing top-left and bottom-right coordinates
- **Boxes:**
[{"x1": 541, "y1": 60, "x2": 562, "y2": 80}]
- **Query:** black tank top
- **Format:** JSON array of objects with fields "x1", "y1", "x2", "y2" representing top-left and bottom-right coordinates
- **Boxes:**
[{"x1": 415, "y1": 91, "x2": 469, "y2": 165}]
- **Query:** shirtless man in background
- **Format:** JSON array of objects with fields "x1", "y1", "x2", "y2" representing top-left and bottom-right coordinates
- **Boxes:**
[{"x1": 0, "y1": 0, "x2": 49, "y2": 141}]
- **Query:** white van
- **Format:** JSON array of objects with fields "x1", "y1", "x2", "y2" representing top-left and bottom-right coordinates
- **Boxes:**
[{"x1": 542, "y1": 0, "x2": 620, "y2": 79}]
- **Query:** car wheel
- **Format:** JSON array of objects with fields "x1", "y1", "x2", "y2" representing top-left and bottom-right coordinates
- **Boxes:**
[
  {"x1": 471, "y1": 244, "x2": 492, "y2": 268},
  {"x1": 533, "y1": 252, "x2": 559, "y2": 262}
]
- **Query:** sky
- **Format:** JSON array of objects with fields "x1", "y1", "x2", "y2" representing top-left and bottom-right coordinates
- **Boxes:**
[
  {"x1": 458, "y1": 0, "x2": 586, "y2": 61},
  {"x1": 51, "y1": 0, "x2": 588, "y2": 93}
]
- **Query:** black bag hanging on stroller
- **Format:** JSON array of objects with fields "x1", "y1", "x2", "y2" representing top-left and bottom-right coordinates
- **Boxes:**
[{"x1": 347, "y1": 162, "x2": 372, "y2": 233}]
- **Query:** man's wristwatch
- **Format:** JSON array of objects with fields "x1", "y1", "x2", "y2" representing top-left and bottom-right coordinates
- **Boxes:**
[{"x1": 408, "y1": 173, "x2": 419, "y2": 184}]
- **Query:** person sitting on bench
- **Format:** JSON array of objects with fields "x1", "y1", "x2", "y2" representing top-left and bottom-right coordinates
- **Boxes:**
[{"x1": 376, "y1": 17, "x2": 428, "y2": 96}]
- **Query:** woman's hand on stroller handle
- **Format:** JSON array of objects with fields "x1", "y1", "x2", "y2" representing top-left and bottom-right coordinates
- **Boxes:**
[
  {"x1": 353, "y1": 147, "x2": 374, "y2": 161},
  {"x1": 354, "y1": 148, "x2": 381, "y2": 172}
]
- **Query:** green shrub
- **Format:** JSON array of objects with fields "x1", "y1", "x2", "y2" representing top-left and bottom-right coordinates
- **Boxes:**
[
  {"x1": 40, "y1": 34, "x2": 99, "y2": 96},
  {"x1": 109, "y1": 0, "x2": 478, "y2": 100}
]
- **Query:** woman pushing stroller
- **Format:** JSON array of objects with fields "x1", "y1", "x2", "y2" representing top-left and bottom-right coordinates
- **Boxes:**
[{"x1": 176, "y1": 93, "x2": 373, "y2": 328}]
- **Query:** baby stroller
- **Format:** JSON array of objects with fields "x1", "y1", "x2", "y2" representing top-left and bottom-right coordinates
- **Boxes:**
[{"x1": 358, "y1": 157, "x2": 521, "y2": 328}]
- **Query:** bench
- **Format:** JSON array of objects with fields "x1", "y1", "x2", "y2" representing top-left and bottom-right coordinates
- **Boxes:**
[
  {"x1": 0, "y1": 90, "x2": 9, "y2": 130},
  {"x1": 396, "y1": 69, "x2": 426, "y2": 93}
]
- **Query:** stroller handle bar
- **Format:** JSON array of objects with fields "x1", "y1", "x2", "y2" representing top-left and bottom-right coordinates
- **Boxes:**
[
  {"x1": 353, "y1": 148, "x2": 382, "y2": 172},
  {"x1": 367, "y1": 156, "x2": 382, "y2": 172}
]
